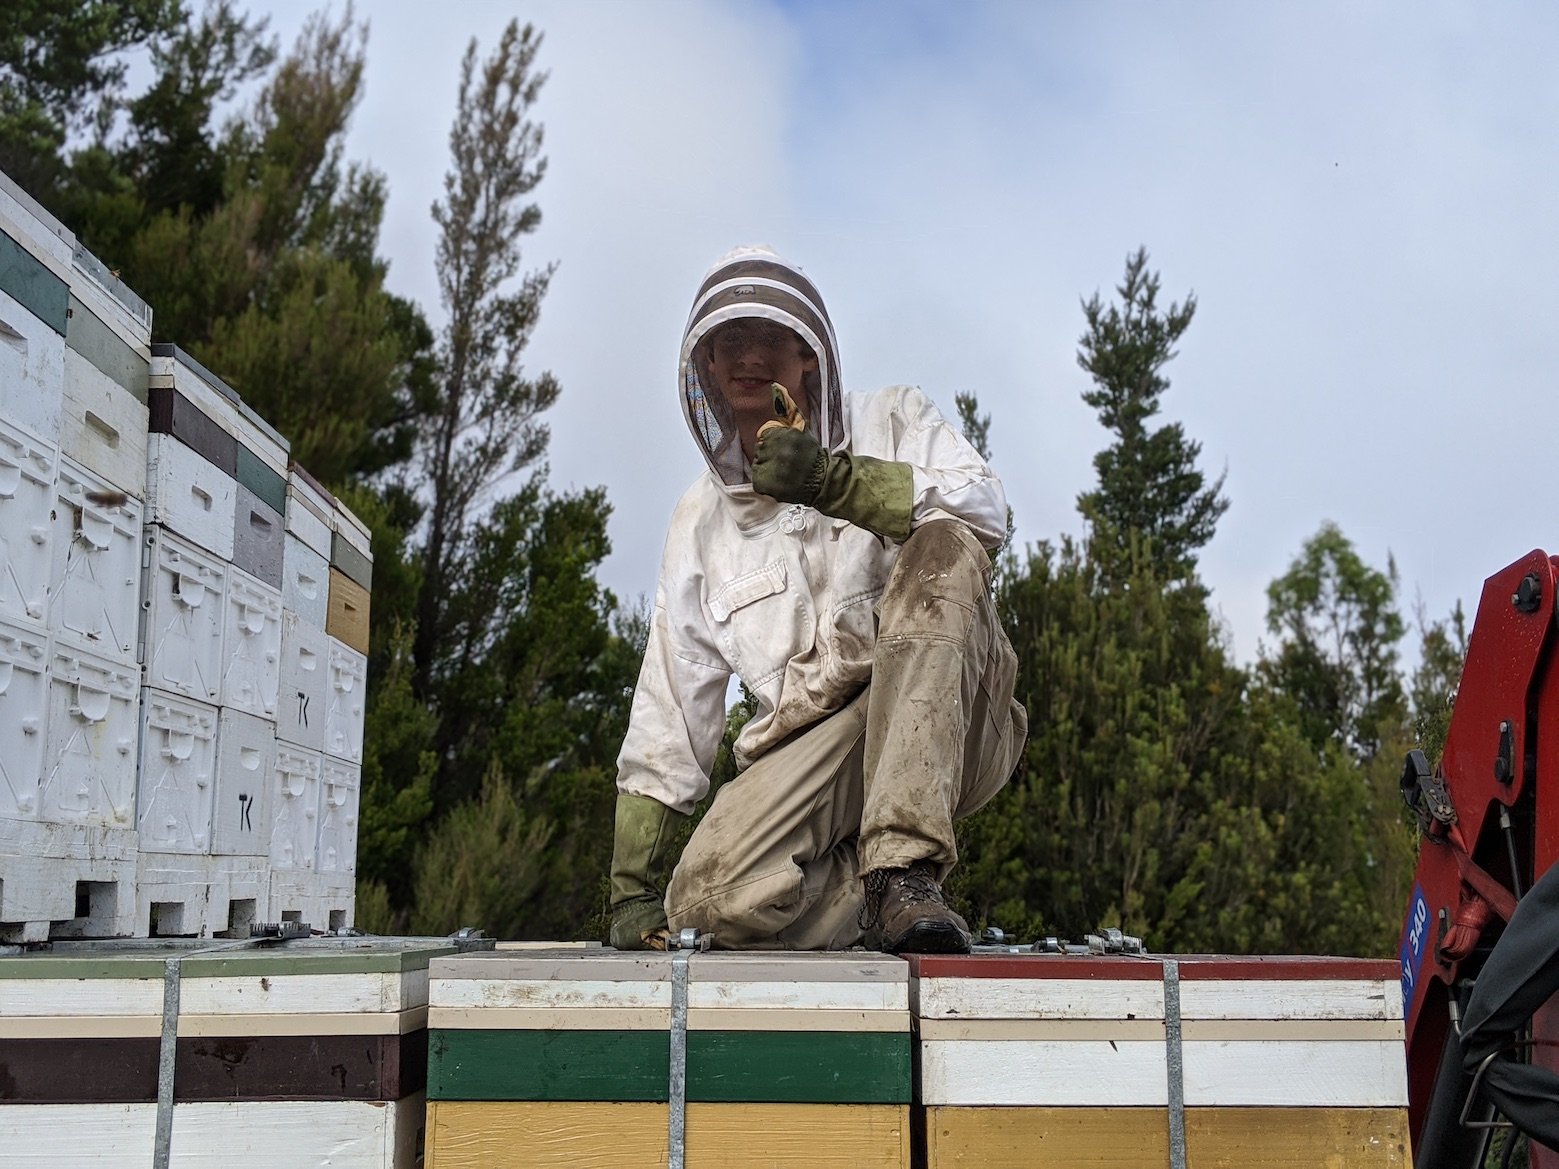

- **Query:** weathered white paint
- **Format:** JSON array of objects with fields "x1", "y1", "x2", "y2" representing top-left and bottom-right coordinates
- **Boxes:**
[
  {"x1": 211, "y1": 709, "x2": 274, "y2": 858},
  {"x1": 0, "y1": 414, "x2": 59, "y2": 628},
  {"x1": 220, "y1": 568, "x2": 282, "y2": 720},
  {"x1": 920, "y1": 1039, "x2": 1169, "y2": 1106},
  {"x1": 431, "y1": 976, "x2": 904, "y2": 1013},
  {"x1": 324, "y1": 638, "x2": 367, "y2": 765},
  {"x1": 0, "y1": 288, "x2": 66, "y2": 447},
  {"x1": 60, "y1": 349, "x2": 147, "y2": 498},
  {"x1": 276, "y1": 612, "x2": 328, "y2": 752},
  {"x1": 916, "y1": 977, "x2": 1167, "y2": 1021},
  {"x1": 145, "y1": 434, "x2": 236, "y2": 561},
  {"x1": 1178, "y1": 978, "x2": 1403, "y2": 1021},
  {"x1": 1182, "y1": 1039, "x2": 1410, "y2": 1107},
  {"x1": 2, "y1": 1095, "x2": 424, "y2": 1168},
  {"x1": 47, "y1": 455, "x2": 142, "y2": 662}
]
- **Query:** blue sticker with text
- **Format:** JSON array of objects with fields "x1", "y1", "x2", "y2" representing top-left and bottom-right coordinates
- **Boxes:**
[{"x1": 1401, "y1": 885, "x2": 1430, "y2": 1012}]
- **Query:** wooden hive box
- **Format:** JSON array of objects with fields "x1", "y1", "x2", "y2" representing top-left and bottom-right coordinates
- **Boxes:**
[
  {"x1": 426, "y1": 947, "x2": 913, "y2": 1169},
  {"x1": 0, "y1": 935, "x2": 462, "y2": 1168},
  {"x1": 910, "y1": 953, "x2": 1411, "y2": 1169}
]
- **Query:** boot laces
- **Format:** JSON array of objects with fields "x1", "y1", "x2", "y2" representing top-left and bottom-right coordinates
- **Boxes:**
[{"x1": 859, "y1": 863, "x2": 943, "y2": 929}]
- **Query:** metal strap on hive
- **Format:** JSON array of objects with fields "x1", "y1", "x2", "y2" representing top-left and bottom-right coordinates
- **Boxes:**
[
  {"x1": 1163, "y1": 958, "x2": 1187, "y2": 1169},
  {"x1": 153, "y1": 924, "x2": 311, "y2": 1169},
  {"x1": 667, "y1": 928, "x2": 704, "y2": 1169}
]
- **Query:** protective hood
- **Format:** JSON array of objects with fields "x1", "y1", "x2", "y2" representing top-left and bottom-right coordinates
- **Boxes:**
[{"x1": 680, "y1": 245, "x2": 845, "y2": 486}]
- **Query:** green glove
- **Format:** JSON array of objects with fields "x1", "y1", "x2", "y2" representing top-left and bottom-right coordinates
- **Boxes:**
[
  {"x1": 751, "y1": 427, "x2": 910, "y2": 542},
  {"x1": 609, "y1": 792, "x2": 688, "y2": 950},
  {"x1": 752, "y1": 426, "x2": 914, "y2": 542}
]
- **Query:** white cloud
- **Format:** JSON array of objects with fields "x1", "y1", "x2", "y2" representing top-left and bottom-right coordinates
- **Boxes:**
[{"x1": 249, "y1": 0, "x2": 1559, "y2": 663}]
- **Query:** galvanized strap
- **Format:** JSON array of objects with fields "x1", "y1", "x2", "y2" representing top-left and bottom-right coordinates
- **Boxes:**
[
  {"x1": 1163, "y1": 959, "x2": 1187, "y2": 1169},
  {"x1": 153, "y1": 936, "x2": 291, "y2": 1169},
  {"x1": 668, "y1": 945, "x2": 692, "y2": 1169},
  {"x1": 153, "y1": 955, "x2": 183, "y2": 1169}
]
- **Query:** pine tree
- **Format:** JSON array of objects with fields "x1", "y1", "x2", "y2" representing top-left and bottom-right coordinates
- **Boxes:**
[
  {"x1": 1262, "y1": 521, "x2": 1408, "y2": 762},
  {"x1": 410, "y1": 20, "x2": 558, "y2": 704},
  {"x1": 1076, "y1": 248, "x2": 1227, "y2": 580}
]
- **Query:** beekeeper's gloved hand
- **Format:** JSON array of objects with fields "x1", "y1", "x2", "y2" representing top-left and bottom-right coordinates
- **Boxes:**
[
  {"x1": 609, "y1": 792, "x2": 687, "y2": 951},
  {"x1": 752, "y1": 426, "x2": 913, "y2": 542}
]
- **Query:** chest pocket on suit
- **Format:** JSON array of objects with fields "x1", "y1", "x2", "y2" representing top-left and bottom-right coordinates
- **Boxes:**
[{"x1": 709, "y1": 560, "x2": 787, "y2": 622}]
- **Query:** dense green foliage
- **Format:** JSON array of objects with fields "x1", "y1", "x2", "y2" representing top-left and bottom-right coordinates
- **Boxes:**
[
  {"x1": 6, "y1": 4, "x2": 631, "y2": 939},
  {"x1": 8, "y1": 10, "x2": 1459, "y2": 953},
  {"x1": 952, "y1": 251, "x2": 1431, "y2": 957}
]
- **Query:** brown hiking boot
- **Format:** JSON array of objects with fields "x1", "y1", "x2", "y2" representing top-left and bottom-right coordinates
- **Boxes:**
[{"x1": 860, "y1": 863, "x2": 972, "y2": 954}]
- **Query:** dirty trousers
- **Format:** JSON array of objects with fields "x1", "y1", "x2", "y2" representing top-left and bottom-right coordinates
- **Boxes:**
[{"x1": 665, "y1": 519, "x2": 1028, "y2": 950}]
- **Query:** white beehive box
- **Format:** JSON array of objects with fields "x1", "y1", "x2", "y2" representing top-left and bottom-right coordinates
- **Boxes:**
[
  {"x1": 136, "y1": 690, "x2": 218, "y2": 855},
  {"x1": 0, "y1": 287, "x2": 66, "y2": 446},
  {"x1": 137, "y1": 854, "x2": 268, "y2": 938},
  {"x1": 277, "y1": 609, "x2": 328, "y2": 751},
  {"x1": 47, "y1": 456, "x2": 141, "y2": 662},
  {"x1": 211, "y1": 707, "x2": 275, "y2": 857},
  {"x1": 144, "y1": 432, "x2": 236, "y2": 560},
  {"x1": 281, "y1": 532, "x2": 329, "y2": 629},
  {"x1": 135, "y1": 849, "x2": 211, "y2": 936},
  {"x1": 40, "y1": 642, "x2": 138, "y2": 828},
  {"x1": 0, "y1": 414, "x2": 57, "y2": 627},
  {"x1": 208, "y1": 852, "x2": 271, "y2": 932},
  {"x1": 0, "y1": 615, "x2": 50, "y2": 820},
  {"x1": 60, "y1": 348, "x2": 148, "y2": 499},
  {"x1": 221, "y1": 566, "x2": 281, "y2": 720},
  {"x1": 270, "y1": 741, "x2": 321, "y2": 873},
  {"x1": 285, "y1": 470, "x2": 333, "y2": 560},
  {"x1": 0, "y1": 817, "x2": 138, "y2": 942},
  {"x1": 317, "y1": 756, "x2": 359, "y2": 875},
  {"x1": 140, "y1": 525, "x2": 226, "y2": 704},
  {"x1": 325, "y1": 638, "x2": 366, "y2": 764},
  {"x1": 317, "y1": 869, "x2": 355, "y2": 933},
  {"x1": 0, "y1": 174, "x2": 75, "y2": 278},
  {"x1": 268, "y1": 869, "x2": 324, "y2": 928}
]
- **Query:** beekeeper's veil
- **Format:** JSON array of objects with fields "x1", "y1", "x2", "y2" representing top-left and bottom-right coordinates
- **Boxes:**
[{"x1": 680, "y1": 245, "x2": 845, "y2": 486}]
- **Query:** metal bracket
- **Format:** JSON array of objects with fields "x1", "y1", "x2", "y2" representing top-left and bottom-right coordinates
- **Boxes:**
[
  {"x1": 1163, "y1": 959, "x2": 1187, "y2": 1169},
  {"x1": 1456, "y1": 1040, "x2": 1559, "y2": 1130},
  {"x1": 1086, "y1": 928, "x2": 1145, "y2": 955},
  {"x1": 448, "y1": 926, "x2": 497, "y2": 953}
]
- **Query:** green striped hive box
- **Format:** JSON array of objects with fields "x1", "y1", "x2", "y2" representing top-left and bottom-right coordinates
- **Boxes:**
[
  {"x1": 0, "y1": 936, "x2": 462, "y2": 1168},
  {"x1": 426, "y1": 946, "x2": 913, "y2": 1169}
]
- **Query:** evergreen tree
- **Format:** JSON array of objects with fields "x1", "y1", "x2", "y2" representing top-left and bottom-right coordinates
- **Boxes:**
[
  {"x1": 0, "y1": 0, "x2": 183, "y2": 197},
  {"x1": 410, "y1": 20, "x2": 558, "y2": 705},
  {"x1": 1263, "y1": 522, "x2": 1408, "y2": 762},
  {"x1": 1076, "y1": 248, "x2": 1227, "y2": 580},
  {"x1": 21, "y1": 4, "x2": 433, "y2": 485},
  {"x1": 1410, "y1": 599, "x2": 1467, "y2": 767}
]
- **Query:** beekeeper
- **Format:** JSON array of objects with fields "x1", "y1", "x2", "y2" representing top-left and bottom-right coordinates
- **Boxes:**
[{"x1": 608, "y1": 246, "x2": 1026, "y2": 954}]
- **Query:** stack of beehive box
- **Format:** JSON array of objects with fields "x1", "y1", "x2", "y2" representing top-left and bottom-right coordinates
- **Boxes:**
[
  {"x1": 271, "y1": 452, "x2": 371, "y2": 931},
  {"x1": 0, "y1": 935, "x2": 458, "y2": 1167},
  {"x1": 910, "y1": 952, "x2": 1411, "y2": 1168},
  {"x1": 0, "y1": 169, "x2": 371, "y2": 942},
  {"x1": 422, "y1": 948, "x2": 914, "y2": 1168},
  {"x1": 0, "y1": 171, "x2": 152, "y2": 941}
]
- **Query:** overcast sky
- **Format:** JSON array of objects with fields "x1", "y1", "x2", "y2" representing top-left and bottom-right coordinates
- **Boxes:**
[{"x1": 252, "y1": 1, "x2": 1559, "y2": 664}]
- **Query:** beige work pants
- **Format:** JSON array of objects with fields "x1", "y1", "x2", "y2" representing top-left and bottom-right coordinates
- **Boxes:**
[{"x1": 665, "y1": 519, "x2": 1028, "y2": 950}]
